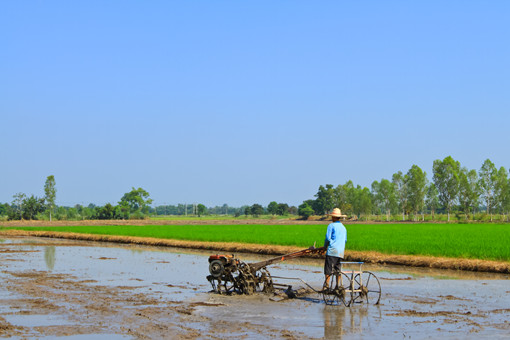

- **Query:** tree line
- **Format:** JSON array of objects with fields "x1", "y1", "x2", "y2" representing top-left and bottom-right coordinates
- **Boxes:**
[
  {"x1": 150, "y1": 202, "x2": 298, "y2": 218},
  {"x1": 298, "y1": 156, "x2": 510, "y2": 222},
  {"x1": 0, "y1": 175, "x2": 299, "y2": 220},
  {"x1": 2, "y1": 156, "x2": 509, "y2": 222},
  {"x1": 1, "y1": 176, "x2": 154, "y2": 221}
]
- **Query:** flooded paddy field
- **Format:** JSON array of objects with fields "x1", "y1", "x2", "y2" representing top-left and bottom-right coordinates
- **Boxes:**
[{"x1": 0, "y1": 237, "x2": 509, "y2": 339}]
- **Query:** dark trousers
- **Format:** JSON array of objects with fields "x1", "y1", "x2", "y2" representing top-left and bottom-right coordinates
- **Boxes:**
[{"x1": 324, "y1": 255, "x2": 342, "y2": 276}]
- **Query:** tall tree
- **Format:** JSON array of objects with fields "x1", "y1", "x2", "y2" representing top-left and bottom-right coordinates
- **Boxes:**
[
  {"x1": 302, "y1": 199, "x2": 317, "y2": 215},
  {"x1": 495, "y1": 167, "x2": 509, "y2": 220},
  {"x1": 392, "y1": 171, "x2": 408, "y2": 221},
  {"x1": 298, "y1": 202, "x2": 314, "y2": 219},
  {"x1": 503, "y1": 170, "x2": 510, "y2": 221},
  {"x1": 371, "y1": 181, "x2": 382, "y2": 216},
  {"x1": 334, "y1": 181, "x2": 354, "y2": 214},
  {"x1": 11, "y1": 193, "x2": 26, "y2": 220},
  {"x1": 44, "y1": 175, "x2": 57, "y2": 221},
  {"x1": 433, "y1": 156, "x2": 461, "y2": 222},
  {"x1": 197, "y1": 204, "x2": 207, "y2": 217},
  {"x1": 276, "y1": 203, "x2": 289, "y2": 216},
  {"x1": 22, "y1": 195, "x2": 46, "y2": 220},
  {"x1": 458, "y1": 168, "x2": 479, "y2": 219},
  {"x1": 314, "y1": 184, "x2": 335, "y2": 215},
  {"x1": 250, "y1": 204, "x2": 264, "y2": 217},
  {"x1": 478, "y1": 159, "x2": 498, "y2": 221},
  {"x1": 425, "y1": 183, "x2": 439, "y2": 221},
  {"x1": 119, "y1": 187, "x2": 153, "y2": 216},
  {"x1": 355, "y1": 186, "x2": 373, "y2": 220},
  {"x1": 0, "y1": 203, "x2": 10, "y2": 217},
  {"x1": 371, "y1": 179, "x2": 396, "y2": 221},
  {"x1": 406, "y1": 165, "x2": 427, "y2": 221},
  {"x1": 267, "y1": 201, "x2": 278, "y2": 216}
]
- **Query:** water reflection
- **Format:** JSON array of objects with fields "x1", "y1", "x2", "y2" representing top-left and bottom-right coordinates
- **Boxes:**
[
  {"x1": 323, "y1": 305, "x2": 379, "y2": 339},
  {"x1": 44, "y1": 246, "x2": 55, "y2": 271},
  {"x1": 323, "y1": 305, "x2": 346, "y2": 338}
]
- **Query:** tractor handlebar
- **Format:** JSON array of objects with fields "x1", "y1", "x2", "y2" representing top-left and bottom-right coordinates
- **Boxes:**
[{"x1": 249, "y1": 245, "x2": 325, "y2": 271}]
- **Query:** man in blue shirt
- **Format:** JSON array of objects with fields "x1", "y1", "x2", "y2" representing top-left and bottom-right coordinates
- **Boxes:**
[{"x1": 323, "y1": 208, "x2": 347, "y2": 290}]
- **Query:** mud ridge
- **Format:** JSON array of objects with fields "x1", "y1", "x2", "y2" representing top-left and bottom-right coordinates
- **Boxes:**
[{"x1": 1, "y1": 229, "x2": 509, "y2": 274}]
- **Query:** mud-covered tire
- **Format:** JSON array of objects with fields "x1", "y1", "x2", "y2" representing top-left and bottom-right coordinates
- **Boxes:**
[{"x1": 322, "y1": 271, "x2": 352, "y2": 307}]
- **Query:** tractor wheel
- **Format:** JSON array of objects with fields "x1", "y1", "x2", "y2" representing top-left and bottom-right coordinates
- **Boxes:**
[
  {"x1": 352, "y1": 271, "x2": 381, "y2": 305},
  {"x1": 209, "y1": 260, "x2": 224, "y2": 278}
]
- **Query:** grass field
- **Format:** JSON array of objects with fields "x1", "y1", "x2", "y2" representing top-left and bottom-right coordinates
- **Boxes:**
[{"x1": 3, "y1": 224, "x2": 510, "y2": 262}]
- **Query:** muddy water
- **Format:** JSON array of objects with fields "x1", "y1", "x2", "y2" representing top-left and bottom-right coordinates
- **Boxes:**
[{"x1": 0, "y1": 237, "x2": 509, "y2": 339}]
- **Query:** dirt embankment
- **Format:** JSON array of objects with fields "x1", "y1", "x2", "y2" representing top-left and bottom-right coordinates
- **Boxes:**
[{"x1": 1, "y1": 229, "x2": 509, "y2": 274}]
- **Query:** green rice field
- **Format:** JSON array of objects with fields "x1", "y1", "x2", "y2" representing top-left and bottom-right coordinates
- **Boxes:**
[{"x1": 3, "y1": 224, "x2": 510, "y2": 262}]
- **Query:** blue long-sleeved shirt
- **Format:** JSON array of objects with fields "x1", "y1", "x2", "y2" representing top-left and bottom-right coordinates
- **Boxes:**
[{"x1": 324, "y1": 221, "x2": 347, "y2": 258}]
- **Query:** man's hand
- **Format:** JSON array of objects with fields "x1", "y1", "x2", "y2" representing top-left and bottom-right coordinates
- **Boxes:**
[{"x1": 314, "y1": 246, "x2": 326, "y2": 255}]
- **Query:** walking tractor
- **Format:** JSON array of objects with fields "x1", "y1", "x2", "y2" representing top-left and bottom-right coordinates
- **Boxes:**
[{"x1": 206, "y1": 245, "x2": 381, "y2": 306}]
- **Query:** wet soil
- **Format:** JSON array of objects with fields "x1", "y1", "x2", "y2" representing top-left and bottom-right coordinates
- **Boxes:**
[
  {"x1": 0, "y1": 237, "x2": 303, "y2": 339},
  {"x1": 0, "y1": 236, "x2": 509, "y2": 339}
]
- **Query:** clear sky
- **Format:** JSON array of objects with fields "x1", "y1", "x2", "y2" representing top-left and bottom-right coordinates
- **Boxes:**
[{"x1": 1, "y1": 1, "x2": 509, "y2": 207}]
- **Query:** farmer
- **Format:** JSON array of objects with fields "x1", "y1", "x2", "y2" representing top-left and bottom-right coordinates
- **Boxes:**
[{"x1": 322, "y1": 208, "x2": 347, "y2": 291}]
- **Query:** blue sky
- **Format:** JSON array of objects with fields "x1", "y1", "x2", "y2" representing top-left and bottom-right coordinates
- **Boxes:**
[{"x1": 1, "y1": 1, "x2": 509, "y2": 207}]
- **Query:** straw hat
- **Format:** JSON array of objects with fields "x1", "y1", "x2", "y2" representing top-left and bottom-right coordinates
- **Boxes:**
[{"x1": 328, "y1": 208, "x2": 347, "y2": 218}]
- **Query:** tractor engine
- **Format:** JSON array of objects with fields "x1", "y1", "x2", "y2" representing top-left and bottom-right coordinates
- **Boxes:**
[
  {"x1": 208, "y1": 254, "x2": 237, "y2": 279},
  {"x1": 206, "y1": 254, "x2": 273, "y2": 295}
]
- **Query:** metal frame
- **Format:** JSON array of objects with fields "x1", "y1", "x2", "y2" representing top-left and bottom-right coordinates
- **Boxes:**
[{"x1": 321, "y1": 261, "x2": 381, "y2": 306}]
